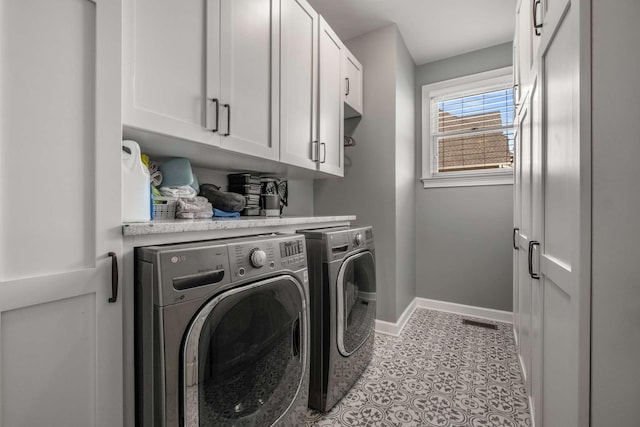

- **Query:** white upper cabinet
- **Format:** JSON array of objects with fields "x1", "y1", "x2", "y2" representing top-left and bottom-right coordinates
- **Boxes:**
[
  {"x1": 124, "y1": 0, "x2": 279, "y2": 159},
  {"x1": 515, "y1": 0, "x2": 533, "y2": 104},
  {"x1": 318, "y1": 17, "x2": 344, "y2": 176},
  {"x1": 280, "y1": 3, "x2": 344, "y2": 176},
  {"x1": 125, "y1": 0, "x2": 354, "y2": 177},
  {"x1": 343, "y1": 46, "x2": 363, "y2": 118},
  {"x1": 0, "y1": 0, "x2": 123, "y2": 425},
  {"x1": 216, "y1": 0, "x2": 280, "y2": 160},
  {"x1": 280, "y1": 0, "x2": 320, "y2": 171},
  {"x1": 123, "y1": 0, "x2": 216, "y2": 146}
]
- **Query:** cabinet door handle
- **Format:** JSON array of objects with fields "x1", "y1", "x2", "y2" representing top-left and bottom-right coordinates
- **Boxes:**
[
  {"x1": 528, "y1": 241, "x2": 540, "y2": 279},
  {"x1": 345, "y1": 77, "x2": 350, "y2": 96},
  {"x1": 207, "y1": 98, "x2": 219, "y2": 133},
  {"x1": 222, "y1": 104, "x2": 230, "y2": 137},
  {"x1": 108, "y1": 252, "x2": 119, "y2": 303},
  {"x1": 533, "y1": 0, "x2": 543, "y2": 36},
  {"x1": 513, "y1": 228, "x2": 520, "y2": 250},
  {"x1": 312, "y1": 141, "x2": 319, "y2": 162},
  {"x1": 320, "y1": 142, "x2": 326, "y2": 163},
  {"x1": 205, "y1": 98, "x2": 220, "y2": 133}
]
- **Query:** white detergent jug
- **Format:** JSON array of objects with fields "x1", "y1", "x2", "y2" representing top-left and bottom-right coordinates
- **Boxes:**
[{"x1": 122, "y1": 140, "x2": 151, "y2": 222}]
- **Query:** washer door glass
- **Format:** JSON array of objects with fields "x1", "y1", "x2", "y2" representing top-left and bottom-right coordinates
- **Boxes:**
[
  {"x1": 337, "y1": 251, "x2": 376, "y2": 356},
  {"x1": 182, "y1": 275, "x2": 306, "y2": 426}
]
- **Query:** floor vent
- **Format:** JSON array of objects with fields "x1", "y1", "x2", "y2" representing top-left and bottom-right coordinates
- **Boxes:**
[{"x1": 462, "y1": 319, "x2": 498, "y2": 330}]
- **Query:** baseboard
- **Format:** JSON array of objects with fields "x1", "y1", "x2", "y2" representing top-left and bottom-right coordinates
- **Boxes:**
[
  {"x1": 415, "y1": 297, "x2": 513, "y2": 324},
  {"x1": 375, "y1": 297, "x2": 513, "y2": 336},
  {"x1": 375, "y1": 299, "x2": 416, "y2": 336}
]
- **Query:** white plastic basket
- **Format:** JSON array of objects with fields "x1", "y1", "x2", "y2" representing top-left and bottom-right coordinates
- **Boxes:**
[{"x1": 152, "y1": 196, "x2": 178, "y2": 220}]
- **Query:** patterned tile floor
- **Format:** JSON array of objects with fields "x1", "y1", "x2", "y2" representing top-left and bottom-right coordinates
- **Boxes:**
[{"x1": 304, "y1": 308, "x2": 531, "y2": 427}]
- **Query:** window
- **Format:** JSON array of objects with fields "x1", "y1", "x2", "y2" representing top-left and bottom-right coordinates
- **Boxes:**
[{"x1": 421, "y1": 67, "x2": 514, "y2": 188}]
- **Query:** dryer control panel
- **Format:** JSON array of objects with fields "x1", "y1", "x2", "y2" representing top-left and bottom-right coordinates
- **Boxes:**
[{"x1": 228, "y1": 235, "x2": 307, "y2": 281}]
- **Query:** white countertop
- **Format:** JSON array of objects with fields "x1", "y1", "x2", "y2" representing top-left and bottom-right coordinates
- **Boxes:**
[{"x1": 122, "y1": 215, "x2": 356, "y2": 236}]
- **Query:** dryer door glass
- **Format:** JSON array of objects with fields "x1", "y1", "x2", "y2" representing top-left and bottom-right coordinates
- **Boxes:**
[
  {"x1": 182, "y1": 275, "x2": 306, "y2": 426},
  {"x1": 337, "y1": 251, "x2": 376, "y2": 356}
]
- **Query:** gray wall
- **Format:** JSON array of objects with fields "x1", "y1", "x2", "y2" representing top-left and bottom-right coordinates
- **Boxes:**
[
  {"x1": 315, "y1": 25, "x2": 415, "y2": 322},
  {"x1": 591, "y1": 1, "x2": 640, "y2": 424},
  {"x1": 394, "y1": 32, "x2": 416, "y2": 317},
  {"x1": 414, "y1": 42, "x2": 514, "y2": 311}
]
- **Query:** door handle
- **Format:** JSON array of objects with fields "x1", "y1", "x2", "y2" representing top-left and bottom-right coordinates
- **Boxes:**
[
  {"x1": 533, "y1": 0, "x2": 543, "y2": 36},
  {"x1": 345, "y1": 77, "x2": 350, "y2": 96},
  {"x1": 320, "y1": 142, "x2": 326, "y2": 163},
  {"x1": 528, "y1": 241, "x2": 540, "y2": 279},
  {"x1": 222, "y1": 104, "x2": 230, "y2": 137},
  {"x1": 206, "y1": 98, "x2": 219, "y2": 133},
  {"x1": 312, "y1": 141, "x2": 319, "y2": 162},
  {"x1": 513, "y1": 228, "x2": 519, "y2": 250},
  {"x1": 291, "y1": 314, "x2": 301, "y2": 361},
  {"x1": 107, "y1": 252, "x2": 119, "y2": 303}
]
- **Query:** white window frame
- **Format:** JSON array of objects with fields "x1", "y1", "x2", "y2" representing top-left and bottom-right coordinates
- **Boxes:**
[{"x1": 421, "y1": 67, "x2": 514, "y2": 188}]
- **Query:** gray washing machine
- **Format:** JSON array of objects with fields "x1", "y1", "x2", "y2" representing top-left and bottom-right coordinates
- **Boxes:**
[
  {"x1": 299, "y1": 226, "x2": 376, "y2": 412},
  {"x1": 135, "y1": 234, "x2": 310, "y2": 426}
]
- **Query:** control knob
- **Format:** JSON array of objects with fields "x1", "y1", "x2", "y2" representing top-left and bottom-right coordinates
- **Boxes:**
[
  {"x1": 250, "y1": 248, "x2": 267, "y2": 268},
  {"x1": 354, "y1": 232, "x2": 364, "y2": 247}
]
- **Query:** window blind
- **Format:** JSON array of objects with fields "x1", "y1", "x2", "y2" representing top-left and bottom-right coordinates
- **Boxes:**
[{"x1": 431, "y1": 83, "x2": 514, "y2": 174}]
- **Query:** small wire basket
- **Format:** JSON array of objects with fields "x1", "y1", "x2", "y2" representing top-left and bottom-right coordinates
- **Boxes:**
[{"x1": 152, "y1": 196, "x2": 178, "y2": 220}]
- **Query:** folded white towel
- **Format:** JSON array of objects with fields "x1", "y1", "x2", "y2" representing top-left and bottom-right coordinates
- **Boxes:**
[
  {"x1": 159, "y1": 185, "x2": 197, "y2": 199},
  {"x1": 175, "y1": 196, "x2": 213, "y2": 219}
]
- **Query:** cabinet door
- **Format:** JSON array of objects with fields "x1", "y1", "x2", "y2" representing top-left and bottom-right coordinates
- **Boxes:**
[
  {"x1": 124, "y1": 0, "x2": 219, "y2": 146},
  {"x1": 538, "y1": 3, "x2": 588, "y2": 426},
  {"x1": 0, "y1": 0, "x2": 123, "y2": 426},
  {"x1": 515, "y1": 98, "x2": 533, "y2": 394},
  {"x1": 515, "y1": 0, "x2": 533, "y2": 102},
  {"x1": 317, "y1": 18, "x2": 344, "y2": 177},
  {"x1": 218, "y1": 0, "x2": 279, "y2": 160},
  {"x1": 529, "y1": 75, "x2": 544, "y2": 427},
  {"x1": 280, "y1": 0, "x2": 319, "y2": 170},
  {"x1": 512, "y1": 125, "x2": 521, "y2": 346},
  {"x1": 343, "y1": 47, "x2": 363, "y2": 118}
]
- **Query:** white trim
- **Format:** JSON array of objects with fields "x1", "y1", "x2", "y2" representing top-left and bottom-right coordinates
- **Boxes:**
[
  {"x1": 374, "y1": 299, "x2": 416, "y2": 336},
  {"x1": 421, "y1": 66, "x2": 515, "y2": 188},
  {"x1": 415, "y1": 297, "x2": 513, "y2": 324},
  {"x1": 422, "y1": 173, "x2": 513, "y2": 188},
  {"x1": 375, "y1": 297, "x2": 513, "y2": 336}
]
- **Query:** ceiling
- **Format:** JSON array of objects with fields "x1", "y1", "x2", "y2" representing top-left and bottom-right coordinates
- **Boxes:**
[{"x1": 307, "y1": 0, "x2": 515, "y2": 65}]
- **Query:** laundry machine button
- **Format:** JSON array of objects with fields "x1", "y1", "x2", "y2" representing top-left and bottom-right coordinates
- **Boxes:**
[{"x1": 238, "y1": 267, "x2": 246, "y2": 277}]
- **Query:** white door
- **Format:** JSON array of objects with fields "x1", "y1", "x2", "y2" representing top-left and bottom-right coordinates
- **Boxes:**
[
  {"x1": 512, "y1": 123, "x2": 521, "y2": 346},
  {"x1": 515, "y1": 96, "x2": 533, "y2": 394},
  {"x1": 0, "y1": 0, "x2": 123, "y2": 426},
  {"x1": 279, "y1": 0, "x2": 319, "y2": 171},
  {"x1": 317, "y1": 18, "x2": 344, "y2": 177},
  {"x1": 537, "y1": 2, "x2": 589, "y2": 426},
  {"x1": 218, "y1": 0, "x2": 280, "y2": 160},
  {"x1": 343, "y1": 47, "x2": 363, "y2": 118},
  {"x1": 529, "y1": 75, "x2": 544, "y2": 425},
  {"x1": 123, "y1": 0, "x2": 218, "y2": 146},
  {"x1": 515, "y1": 0, "x2": 533, "y2": 101}
]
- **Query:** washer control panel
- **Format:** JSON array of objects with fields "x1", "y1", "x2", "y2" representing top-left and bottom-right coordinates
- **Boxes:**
[{"x1": 228, "y1": 235, "x2": 307, "y2": 280}]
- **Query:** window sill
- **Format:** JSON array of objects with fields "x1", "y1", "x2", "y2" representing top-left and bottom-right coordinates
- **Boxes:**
[{"x1": 421, "y1": 173, "x2": 513, "y2": 188}]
